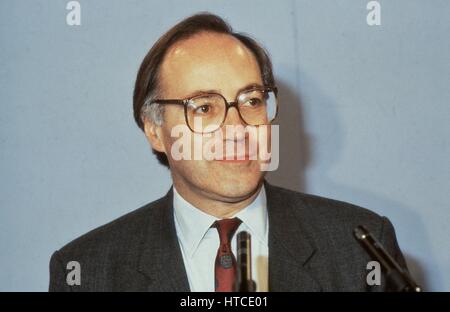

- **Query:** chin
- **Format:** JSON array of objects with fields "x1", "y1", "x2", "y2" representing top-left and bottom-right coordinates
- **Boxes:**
[{"x1": 207, "y1": 173, "x2": 263, "y2": 200}]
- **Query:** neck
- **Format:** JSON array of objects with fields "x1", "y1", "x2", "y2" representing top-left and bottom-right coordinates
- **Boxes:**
[{"x1": 172, "y1": 176, "x2": 263, "y2": 219}]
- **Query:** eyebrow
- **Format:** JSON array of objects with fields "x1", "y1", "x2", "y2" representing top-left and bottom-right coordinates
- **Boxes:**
[{"x1": 182, "y1": 83, "x2": 265, "y2": 99}]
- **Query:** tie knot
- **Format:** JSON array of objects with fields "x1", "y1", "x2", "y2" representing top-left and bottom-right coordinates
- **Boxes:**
[{"x1": 214, "y1": 217, "x2": 242, "y2": 244}]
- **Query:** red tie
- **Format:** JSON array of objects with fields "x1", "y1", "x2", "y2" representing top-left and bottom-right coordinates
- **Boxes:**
[{"x1": 213, "y1": 217, "x2": 242, "y2": 292}]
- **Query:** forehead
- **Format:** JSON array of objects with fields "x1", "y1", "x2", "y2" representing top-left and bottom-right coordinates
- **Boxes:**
[{"x1": 159, "y1": 32, "x2": 263, "y2": 97}]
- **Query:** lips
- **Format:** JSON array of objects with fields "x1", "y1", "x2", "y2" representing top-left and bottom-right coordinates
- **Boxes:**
[{"x1": 217, "y1": 153, "x2": 257, "y2": 161}]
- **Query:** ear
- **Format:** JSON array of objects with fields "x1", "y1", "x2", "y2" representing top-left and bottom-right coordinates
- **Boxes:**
[{"x1": 143, "y1": 119, "x2": 166, "y2": 154}]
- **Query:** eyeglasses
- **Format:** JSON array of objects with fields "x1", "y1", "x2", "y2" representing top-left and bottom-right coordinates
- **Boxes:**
[{"x1": 145, "y1": 85, "x2": 278, "y2": 134}]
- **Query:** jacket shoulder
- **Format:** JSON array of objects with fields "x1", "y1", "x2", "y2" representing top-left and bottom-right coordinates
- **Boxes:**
[
  {"x1": 49, "y1": 191, "x2": 172, "y2": 291},
  {"x1": 266, "y1": 183, "x2": 384, "y2": 230},
  {"x1": 56, "y1": 194, "x2": 167, "y2": 261}
]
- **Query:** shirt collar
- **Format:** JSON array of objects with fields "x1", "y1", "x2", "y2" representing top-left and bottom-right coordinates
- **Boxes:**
[
  {"x1": 234, "y1": 185, "x2": 268, "y2": 246},
  {"x1": 173, "y1": 184, "x2": 268, "y2": 258}
]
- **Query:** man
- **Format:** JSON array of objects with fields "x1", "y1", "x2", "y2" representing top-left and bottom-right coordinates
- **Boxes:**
[{"x1": 49, "y1": 13, "x2": 408, "y2": 292}]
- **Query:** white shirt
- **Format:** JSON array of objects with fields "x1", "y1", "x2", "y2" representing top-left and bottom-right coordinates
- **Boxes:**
[{"x1": 173, "y1": 185, "x2": 269, "y2": 292}]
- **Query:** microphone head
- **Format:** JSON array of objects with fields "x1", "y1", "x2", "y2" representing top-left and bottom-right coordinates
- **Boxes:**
[
  {"x1": 235, "y1": 231, "x2": 255, "y2": 292},
  {"x1": 353, "y1": 225, "x2": 370, "y2": 241}
]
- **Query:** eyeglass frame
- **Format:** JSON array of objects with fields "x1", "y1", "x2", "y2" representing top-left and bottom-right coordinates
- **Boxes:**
[{"x1": 145, "y1": 85, "x2": 279, "y2": 134}]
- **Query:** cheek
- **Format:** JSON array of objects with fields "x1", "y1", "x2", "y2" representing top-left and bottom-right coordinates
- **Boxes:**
[
  {"x1": 257, "y1": 125, "x2": 272, "y2": 156},
  {"x1": 159, "y1": 110, "x2": 187, "y2": 151},
  {"x1": 164, "y1": 107, "x2": 186, "y2": 128}
]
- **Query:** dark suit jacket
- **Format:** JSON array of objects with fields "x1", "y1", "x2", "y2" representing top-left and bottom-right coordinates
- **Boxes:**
[{"x1": 49, "y1": 181, "x2": 408, "y2": 291}]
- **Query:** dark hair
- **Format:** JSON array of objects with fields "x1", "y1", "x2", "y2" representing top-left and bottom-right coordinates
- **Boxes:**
[{"x1": 133, "y1": 12, "x2": 275, "y2": 167}]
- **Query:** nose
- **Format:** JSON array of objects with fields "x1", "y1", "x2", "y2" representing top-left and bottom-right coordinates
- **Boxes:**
[
  {"x1": 223, "y1": 103, "x2": 245, "y2": 127},
  {"x1": 221, "y1": 103, "x2": 247, "y2": 141}
]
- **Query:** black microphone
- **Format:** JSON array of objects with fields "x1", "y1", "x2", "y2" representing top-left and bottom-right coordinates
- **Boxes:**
[
  {"x1": 235, "y1": 231, "x2": 256, "y2": 292},
  {"x1": 353, "y1": 225, "x2": 421, "y2": 292}
]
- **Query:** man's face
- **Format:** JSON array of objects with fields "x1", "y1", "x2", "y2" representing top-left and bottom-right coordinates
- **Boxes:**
[{"x1": 146, "y1": 31, "x2": 270, "y2": 202}]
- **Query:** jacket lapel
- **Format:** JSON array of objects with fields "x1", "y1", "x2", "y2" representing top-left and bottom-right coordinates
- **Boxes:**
[
  {"x1": 266, "y1": 182, "x2": 322, "y2": 291},
  {"x1": 137, "y1": 187, "x2": 191, "y2": 291}
]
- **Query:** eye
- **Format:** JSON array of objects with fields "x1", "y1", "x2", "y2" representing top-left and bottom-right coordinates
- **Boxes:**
[
  {"x1": 194, "y1": 104, "x2": 211, "y2": 114},
  {"x1": 245, "y1": 98, "x2": 263, "y2": 107}
]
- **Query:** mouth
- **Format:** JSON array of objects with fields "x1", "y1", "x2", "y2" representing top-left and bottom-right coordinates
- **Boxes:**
[
  {"x1": 217, "y1": 159, "x2": 250, "y2": 163},
  {"x1": 215, "y1": 153, "x2": 256, "y2": 163}
]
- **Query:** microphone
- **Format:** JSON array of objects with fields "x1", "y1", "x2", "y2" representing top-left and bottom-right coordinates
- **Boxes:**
[
  {"x1": 235, "y1": 231, "x2": 256, "y2": 292},
  {"x1": 353, "y1": 225, "x2": 421, "y2": 292}
]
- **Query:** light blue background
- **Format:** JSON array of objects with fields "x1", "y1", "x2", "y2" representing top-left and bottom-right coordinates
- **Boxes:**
[{"x1": 1, "y1": 0, "x2": 449, "y2": 291}]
